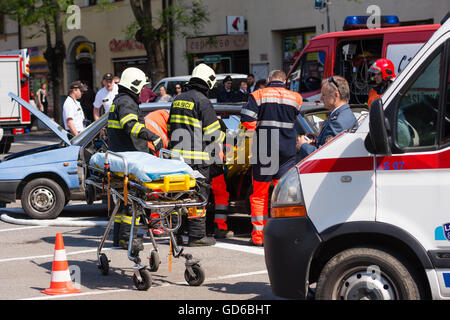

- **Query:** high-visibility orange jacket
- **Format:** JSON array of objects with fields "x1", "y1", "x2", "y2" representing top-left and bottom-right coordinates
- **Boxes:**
[
  {"x1": 368, "y1": 88, "x2": 382, "y2": 109},
  {"x1": 144, "y1": 109, "x2": 170, "y2": 152}
]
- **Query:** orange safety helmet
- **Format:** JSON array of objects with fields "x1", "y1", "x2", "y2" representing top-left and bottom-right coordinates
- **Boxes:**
[{"x1": 369, "y1": 58, "x2": 396, "y2": 82}]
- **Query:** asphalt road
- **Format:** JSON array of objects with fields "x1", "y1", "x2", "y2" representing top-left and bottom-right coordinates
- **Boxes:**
[{"x1": 0, "y1": 131, "x2": 280, "y2": 303}]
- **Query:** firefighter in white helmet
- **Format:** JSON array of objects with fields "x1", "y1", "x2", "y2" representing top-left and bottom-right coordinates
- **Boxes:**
[
  {"x1": 168, "y1": 63, "x2": 226, "y2": 247},
  {"x1": 107, "y1": 67, "x2": 163, "y2": 253}
]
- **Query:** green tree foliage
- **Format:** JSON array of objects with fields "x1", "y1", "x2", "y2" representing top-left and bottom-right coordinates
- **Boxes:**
[
  {"x1": 0, "y1": 0, "x2": 113, "y2": 124},
  {"x1": 128, "y1": 0, "x2": 209, "y2": 83}
]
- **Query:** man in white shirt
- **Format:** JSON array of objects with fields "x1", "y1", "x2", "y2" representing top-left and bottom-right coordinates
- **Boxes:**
[
  {"x1": 63, "y1": 81, "x2": 86, "y2": 136},
  {"x1": 93, "y1": 73, "x2": 119, "y2": 120}
]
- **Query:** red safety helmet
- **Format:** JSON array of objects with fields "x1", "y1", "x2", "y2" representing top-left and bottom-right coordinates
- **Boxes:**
[{"x1": 369, "y1": 58, "x2": 396, "y2": 81}]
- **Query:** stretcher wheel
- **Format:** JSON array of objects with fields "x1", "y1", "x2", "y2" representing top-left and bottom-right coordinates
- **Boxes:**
[
  {"x1": 98, "y1": 253, "x2": 109, "y2": 276},
  {"x1": 148, "y1": 250, "x2": 160, "y2": 272},
  {"x1": 133, "y1": 268, "x2": 152, "y2": 291},
  {"x1": 184, "y1": 264, "x2": 205, "y2": 286}
]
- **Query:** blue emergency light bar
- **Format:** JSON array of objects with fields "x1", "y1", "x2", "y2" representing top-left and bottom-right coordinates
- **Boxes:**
[{"x1": 343, "y1": 15, "x2": 400, "y2": 30}]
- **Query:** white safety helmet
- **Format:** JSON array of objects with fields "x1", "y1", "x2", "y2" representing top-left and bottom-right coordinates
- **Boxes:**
[
  {"x1": 191, "y1": 63, "x2": 216, "y2": 90},
  {"x1": 118, "y1": 67, "x2": 149, "y2": 94}
]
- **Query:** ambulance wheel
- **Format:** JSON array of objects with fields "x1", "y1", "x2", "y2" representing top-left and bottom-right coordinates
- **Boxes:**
[
  {"x1": 315, "y1": 247, "x2": 421, "y2": 300},
  {"x1": 133, "y1": 268, "x2": 152, "y2": 291},
  {"x1": 185, "y1": 264, "x2": 205, "y2": 286},
  {"x1": 148, "y1": 250, "x2": 160, "y2": 272},
  {"x1": 98, "y1": 253, "x2": 109, "y2": 276},
  {"x1": 21, "y1": 178, "x2": 65, "y2": 219}
]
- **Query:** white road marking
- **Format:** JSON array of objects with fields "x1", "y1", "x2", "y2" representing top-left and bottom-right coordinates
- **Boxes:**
[
  {"x1": 0, "y1": 246, "x2": 121, "y2": 263},
  {"x1": 0, "y1": 226, "x2": 45, "y2": 233},
  {"x1": 214, "y1": 242, "x2": 264, "y2": 255},
  {"x1": 22, "y1": 270, "x2": 269, "y2": 300},
  {"x1": 0, "y1": 239, "x2": 262, "y2": 263}
]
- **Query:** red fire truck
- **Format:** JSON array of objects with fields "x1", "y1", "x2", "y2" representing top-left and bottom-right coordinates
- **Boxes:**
[
  {"x1": 0, "y1": 49, "x2": 31, "y2": 154},
  {"x1": 287, "y1": 16, "x2": 440, "y2": 105}
]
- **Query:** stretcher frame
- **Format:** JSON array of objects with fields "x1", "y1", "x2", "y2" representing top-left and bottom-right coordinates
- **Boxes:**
[{"x1": 84, "y1": 149, "x2": 208, "y2": 290}]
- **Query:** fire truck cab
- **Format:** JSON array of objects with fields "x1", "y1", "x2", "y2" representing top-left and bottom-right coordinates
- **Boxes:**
[
  {"x1": 0, "y1": 49, "x2": 31, "y2": 154},
  {"x1": 265, "y1": 14, "x2": 450, "y2": 300},
  {"x1": 287, "y1": 17, "x2": 440, "y2": 105}
]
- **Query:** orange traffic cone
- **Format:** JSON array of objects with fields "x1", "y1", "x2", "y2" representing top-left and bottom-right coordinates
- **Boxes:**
[{"x1": 41, "y1": 233, "x2": 82, "y2": 295}]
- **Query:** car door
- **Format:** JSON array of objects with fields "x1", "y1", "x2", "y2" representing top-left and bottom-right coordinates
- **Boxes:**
[{"x1": 376, "y1": 38, "x2": 450, "y2": 284}]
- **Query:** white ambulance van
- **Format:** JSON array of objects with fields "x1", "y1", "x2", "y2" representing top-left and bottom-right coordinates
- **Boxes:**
[{"x1": 264, "y1": 14, "x2": 450, "y2": 300}]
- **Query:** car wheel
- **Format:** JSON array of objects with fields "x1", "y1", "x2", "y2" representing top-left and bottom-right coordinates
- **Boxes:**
[
  {"x1": 315, "y1": 247, "x2": 421, "y2": 300},
  {"x1": 21, "y1": 178, "x2": 66, "y2": 219}
]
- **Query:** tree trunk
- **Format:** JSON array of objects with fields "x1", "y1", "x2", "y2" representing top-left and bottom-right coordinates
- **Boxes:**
[
  {"x1": 145, "y1": 40, "x2": 166, "y2": 84},
  {"x1": 43, "y1": 8, "x2": 66, "y2": 125},
  {"x1": 130, "y1": 0, "x2": 167, "y2": 84}
]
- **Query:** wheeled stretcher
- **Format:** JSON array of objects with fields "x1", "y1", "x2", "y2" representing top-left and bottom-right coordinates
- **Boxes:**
[{"x1": 84, "y1": 149, "x2": 207, "y2": 290}]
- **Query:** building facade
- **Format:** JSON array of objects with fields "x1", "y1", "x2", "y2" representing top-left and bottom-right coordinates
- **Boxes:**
[
  {"x1": 19, "y1": 0, "x2": 448, "y2": 95},
  {"x1": 0, "y1": 15, "x2": 19, "y2": 52}
]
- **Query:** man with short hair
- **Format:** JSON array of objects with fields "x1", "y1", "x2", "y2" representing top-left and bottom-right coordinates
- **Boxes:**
[
  {"x1": 218, "y1": 75, "x2": 234, "y2": 102},
  {"x1": 93, "y1": 73, "x2": 119, "y2": 121},
  {"x1": 62, "y1": 81, "x2": 86, "y2": 136},
  {"x1": 247, "y1": 74, "x2": 256, "y2": 93},
  {"x1": 240, "y1": 70, "x2": 303, "y2": 246},
  {"x1": 233, "y1": 80, "x2": 249, "y2": 102},
  {"x1": 298, "y1": 76, "x2": 357, "y2": 159}
]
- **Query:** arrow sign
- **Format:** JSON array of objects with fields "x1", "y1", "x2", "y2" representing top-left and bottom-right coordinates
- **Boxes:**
[{"x1": 227, "y1": 16, "x2": 245, "y2": 35}]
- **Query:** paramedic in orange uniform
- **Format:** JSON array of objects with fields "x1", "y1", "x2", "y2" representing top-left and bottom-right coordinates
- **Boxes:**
[{"x1": 144, "y1": 109, "x2": 170, "y2": 155}]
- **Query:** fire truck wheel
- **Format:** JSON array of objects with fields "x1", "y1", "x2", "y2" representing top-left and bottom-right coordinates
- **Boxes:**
[
  {"x1": 0, "y1": 136, "x2": 12, "y2": 154},
  {"x1": 315, "y1": 247, "x2": 421, "y2": 300},
  {"x1": 21, "y1": 178, "x2": 65, "y2": 219}
]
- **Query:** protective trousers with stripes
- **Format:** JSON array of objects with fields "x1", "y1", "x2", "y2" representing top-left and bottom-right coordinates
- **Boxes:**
[
  {"x1": 211, "y1": 173, "x2": 230, "y2": 231},
  {"x1": 250, "y1": 155, "x2": 297, "y2": 244},
  {"x1": 176, "y1": 165, "x2": 210, "y2": 239},
  {"x1": 250, "y1": 179, "x2": 278, "y2": 245}
]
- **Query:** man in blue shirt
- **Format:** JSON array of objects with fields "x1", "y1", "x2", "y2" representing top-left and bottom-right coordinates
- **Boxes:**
[{"x1": 298, "y1": 76, "x2": 357, "y2": 159}]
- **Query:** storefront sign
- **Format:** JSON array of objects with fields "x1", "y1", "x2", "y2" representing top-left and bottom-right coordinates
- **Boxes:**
[
  {"x1": 226, "y1": 16, "x2": 245, "y2": 35},
  {"x1": 187, "y1": 34, "x2": 248, "y2": 54},
  {"x1": 109, "y1": 39, "x2": 145, "y2": 52},
  {"x1": 75, "y1": 42, "x2": 94, "y2": 61}
]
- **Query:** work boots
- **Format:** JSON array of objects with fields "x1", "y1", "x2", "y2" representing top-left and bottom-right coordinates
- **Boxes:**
[
  {"x1": 119, "y1": 217, "x2": 145, "y2": 254},
  {"x1": 188, "y1": 236, "x2": 216, "y2": 247},
  {"x1": 214, "y1": 225, "x2": 234, "y2": 239}
]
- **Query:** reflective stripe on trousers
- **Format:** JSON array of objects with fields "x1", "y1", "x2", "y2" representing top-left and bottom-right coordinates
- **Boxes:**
[
  {"x1": 211, "y1": 174, "x2": 230, "y2": 230},
  {"x1": 249, "y1": 179, "x2": 279, "y2": 244},
  {"x1": 121, "y1": 215, "x2": 141, "y2": 225}
]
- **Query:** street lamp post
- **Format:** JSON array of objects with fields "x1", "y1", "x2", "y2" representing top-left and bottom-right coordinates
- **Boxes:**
[{"x1": 314, "y1": 0, "x2": 331, "y2": 33}]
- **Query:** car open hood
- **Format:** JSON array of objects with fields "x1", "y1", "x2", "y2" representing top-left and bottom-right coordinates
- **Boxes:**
[{"x1": 8, "y1": 92, "x2": 72, "y2": 146}]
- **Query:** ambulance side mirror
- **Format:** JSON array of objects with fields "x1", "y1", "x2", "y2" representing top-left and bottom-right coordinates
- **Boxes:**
[{"x1": 364, "y1": 98, "x2": 392, "y2": 156}]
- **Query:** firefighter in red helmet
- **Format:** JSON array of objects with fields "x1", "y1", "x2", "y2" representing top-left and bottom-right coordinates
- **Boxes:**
[{"x1": 367, "y1": 58, "x2": 396, "y2": 108}]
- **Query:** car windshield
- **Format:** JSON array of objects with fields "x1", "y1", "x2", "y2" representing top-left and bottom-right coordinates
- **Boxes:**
[{"x1": 70, "y1": 113, "x2": 108, "y2": 146}]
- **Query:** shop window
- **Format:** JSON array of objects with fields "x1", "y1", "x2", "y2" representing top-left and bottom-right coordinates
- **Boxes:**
[{"x1": 282, "y1": 30, "x2": 315, "y2": 74}]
